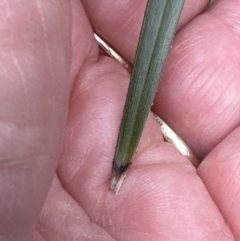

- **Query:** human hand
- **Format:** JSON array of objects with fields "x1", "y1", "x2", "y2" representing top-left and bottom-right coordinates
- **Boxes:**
[{"x1": 1, "y1": 0, "x2": 240, "y2": 240}]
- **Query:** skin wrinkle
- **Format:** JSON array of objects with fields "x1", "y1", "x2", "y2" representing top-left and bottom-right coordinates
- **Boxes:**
[
  {"x1": 176, "y1": 63, "x2": 213, "y2": 102},
  {"x1": 34, "y1": 0, "x2": 54, "y2": 78},
  {"x1": 0, "y1": 0, "x2": 13, "y2": 30},
  {"x1": 11, "y1": 54, "x2": 29, "y2": 103},
  {"x1": 199, "y1": 229, "x2": 231, "y2": 241},
  {"x1": 227, "y1": 189, "x2": 240, "y2": 212},
  {"x1": 134, "y1": 143, "x2": 195, "y2": 168},
  {"x1": 0, "y1": 3, "x2": 43, "y2": 47},
  {"x1": 171, "y1": 17, "x2": 210, "y2": 56},
  {"x1": 185, "y1": 74, "x2": 240, "y2": 136},
  {"x1": 33, "y1": 232, "x2": 46, "y2": 241},
  {"x1": 208, "y1": 3, "x2": 240, "y2": 34},
  {"x1": 53, "y1": 212, "x2": 70, "y2": 235},
  {"x1": 117, "y1": 220, "x2": 224, "y2": 241},
  {"x1": 11, "y1": 55, "x2": 34, "y2": 151},
  {"x1": 196, "y1": 80, "x2": 225, "y2": 119},
  {"x1": 118, "y1": 1, "x2": 145, "y2": 32},
  {"x1": 66, "y1": 144, "x2": 98, "y2": 181},
  {"x1": 133, "y1": 127, "x2": 162, "y2": 158},
  {"x1": 33, "y1": 0, "x2": 63, "y2": 144},
  {"x1": 0, "y1": 125, "x2": 43, "y2": 161},
  {"x1": 69, "y1": 55, "x2": 101, "y2": 99},
  {"x1": 178, "y1": 35, "x2": 205, "y2": 61},
  {"x1": 67, "y1": 156, "x2": 85, "y2": 181},
  {"x1": 171, "y1": 21, "x2": 224, "y2": 76},
  {"x1": 223, "y1": 161, "x2": 240, "y2": 197},
  {"x1": 121, "y1": 228, "x2": 162, "y2": 240},
  {"x1": 158, "y1": 27, "x2": 218, "y2": 100},
  {"x1": 37, "y1": 179, "x2": 116, "y2": 241},
  {"x1": 216, "y1": 95, "x2": 239, "y2": 128},
  {"x1": 202, "y1": 74, "x2": 240, "y2": 133}
]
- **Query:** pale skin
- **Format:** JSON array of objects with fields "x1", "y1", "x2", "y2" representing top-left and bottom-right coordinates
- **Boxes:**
[{"x1": 1, "y1": 0, "x2": 240, "y2": 240}]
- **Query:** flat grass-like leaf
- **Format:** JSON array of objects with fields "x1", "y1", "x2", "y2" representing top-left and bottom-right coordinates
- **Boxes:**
[{"x1": 111, "y1": 0, "x2": 185, "y2": 192}]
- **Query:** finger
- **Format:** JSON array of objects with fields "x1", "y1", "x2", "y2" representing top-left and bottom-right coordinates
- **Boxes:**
[
  {"x1": 154, "y1": 0, "x2": 240, "y2": 158},
  {"x1": 36, "y1": 177, "x2": 115, "y2": 241},
  {"x1": 81, "y1": 0, "x2": 209, "y2": 63},
  {"x1": 0, "y1": 0, "x2": 71, "y2": 240},
  {"x1": 198, "y1": 126, "x2": 240, "y2": 240}
]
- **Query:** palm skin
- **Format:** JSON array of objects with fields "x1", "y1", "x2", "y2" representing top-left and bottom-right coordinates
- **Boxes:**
[{"x1": 1, "y1": 0, "x2": 240, "y2": 240}]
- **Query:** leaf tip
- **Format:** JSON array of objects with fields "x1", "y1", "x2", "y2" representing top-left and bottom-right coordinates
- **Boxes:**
[{"x1": 109, "y1": 161, "x2": 131, "y2": 193}]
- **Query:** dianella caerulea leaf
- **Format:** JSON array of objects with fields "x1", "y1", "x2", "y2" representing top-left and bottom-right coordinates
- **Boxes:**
[{"x1": 110, "y1": 0, "x2": 185, "y2": 192}]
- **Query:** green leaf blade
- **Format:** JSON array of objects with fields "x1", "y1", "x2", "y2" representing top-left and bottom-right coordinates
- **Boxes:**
[{"x1": 111, "y1": 0, "x2": 185, "y2": 192}]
